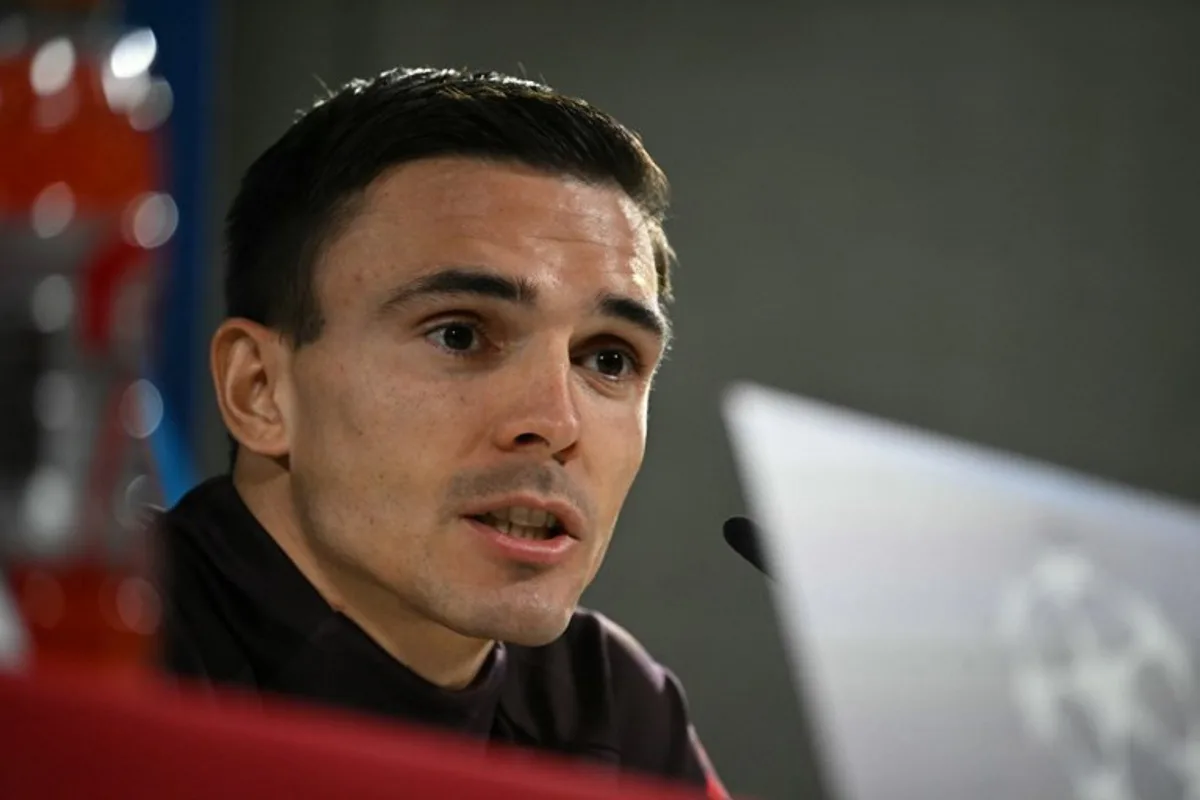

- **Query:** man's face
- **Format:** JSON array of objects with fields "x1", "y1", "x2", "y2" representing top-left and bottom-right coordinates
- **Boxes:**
[{"x1": 281, "y1": 157, "x2": 667, "y2": 646}]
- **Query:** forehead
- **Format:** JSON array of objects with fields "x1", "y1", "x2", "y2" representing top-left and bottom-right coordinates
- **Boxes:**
[{"x1": 317, "y1": 157, "x2": 659, "y2": 308}]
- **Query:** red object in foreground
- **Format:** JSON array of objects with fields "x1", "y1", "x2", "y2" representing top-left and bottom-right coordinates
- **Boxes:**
[
  {"x1": 0, "y1": 671, "x2": 712, "y2": 799},
  {"x1": 6, "y1": 564, "x2": 159, "y2": 681}
]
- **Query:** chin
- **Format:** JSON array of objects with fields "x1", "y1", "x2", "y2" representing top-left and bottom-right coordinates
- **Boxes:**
[
  {"x1": 452, "y1": 600, "x2": 575, "y2": 647},
  {"x1": 498, "y1": 620, "x2": 571, "y2": 647}
]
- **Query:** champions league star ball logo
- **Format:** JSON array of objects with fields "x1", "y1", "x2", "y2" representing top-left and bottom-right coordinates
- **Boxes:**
[{"x1": 998, "y1": 547, "x2": 1200, "y2": 800}]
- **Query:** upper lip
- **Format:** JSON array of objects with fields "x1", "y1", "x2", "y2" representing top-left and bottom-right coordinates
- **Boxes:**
[{"x1": 462, "y1": 495, "x2": 586, "y2": 540}]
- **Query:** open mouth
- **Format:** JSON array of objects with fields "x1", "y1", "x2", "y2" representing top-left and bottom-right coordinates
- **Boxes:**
[{"x1": 469, "y1": 508, "x2": 567, "y2": 541}]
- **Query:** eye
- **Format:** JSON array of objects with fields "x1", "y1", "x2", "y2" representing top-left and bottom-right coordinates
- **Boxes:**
[
  {"x1": 426, "y1": 321, "x2": 482, "y2": 354},
  {"x1": 581, "y1": 348, "x2": 639, "y2": 380}
]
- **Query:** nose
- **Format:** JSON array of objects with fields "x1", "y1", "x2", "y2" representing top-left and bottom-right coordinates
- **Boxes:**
[{"x1": 491, "y1": 351, "x2": 582, "y2": 462}]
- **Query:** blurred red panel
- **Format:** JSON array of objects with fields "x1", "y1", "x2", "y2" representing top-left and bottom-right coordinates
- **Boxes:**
[{"x1": 0, "y1": 671, "x2": 711, "y2": 799}]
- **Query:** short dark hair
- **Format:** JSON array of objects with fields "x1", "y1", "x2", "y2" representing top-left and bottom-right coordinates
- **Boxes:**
[{"x1": 224, "y1": 66, "x2": 675, "y2": 347}]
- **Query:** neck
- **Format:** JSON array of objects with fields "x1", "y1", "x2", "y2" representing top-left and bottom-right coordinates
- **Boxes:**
[{"x1": 231, "y1": 457, "x2": 493, "y2": 690}]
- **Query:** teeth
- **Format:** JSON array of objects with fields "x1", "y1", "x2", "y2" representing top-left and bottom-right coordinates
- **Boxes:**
[
  {"x1": 483, "y1": 507, "x2": 558, "y2": 531},
  {"x1": 478, "y1": 509, "x2": 557, "y2": 540},
  {"x1": 508, "y1": 524, "x2": 547, "y2": 540},
  {"x1": 510, "y1": 507, "x2": 550, "y2": 527}
]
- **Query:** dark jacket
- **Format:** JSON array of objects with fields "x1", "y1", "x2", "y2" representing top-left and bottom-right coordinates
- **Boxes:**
[{"x1": 157, "y1": 476, "x2": 726, "y2": 795}]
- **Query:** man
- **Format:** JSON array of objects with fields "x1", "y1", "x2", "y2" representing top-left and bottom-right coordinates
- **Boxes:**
[{"x1": 159, "y1": 67, "x2": 726, "y2": 796}]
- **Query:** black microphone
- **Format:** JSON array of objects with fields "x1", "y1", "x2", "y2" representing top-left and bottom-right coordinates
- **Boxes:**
[{"x1": 722, "y1": 515, "x2": 770, "y2": 577}]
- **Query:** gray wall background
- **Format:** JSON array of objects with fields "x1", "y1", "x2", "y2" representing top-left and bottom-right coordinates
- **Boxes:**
[{"x1": 200, "y1": 4, "x2": 1200, "y2": 798}]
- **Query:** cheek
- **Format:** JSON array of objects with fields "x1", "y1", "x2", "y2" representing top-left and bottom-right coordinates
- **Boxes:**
[
  {"x1": 289, "y1": 349, "x2": 391, "y2": 478},
  {"x1": 590, "y1": 395, "x2": 649, "y2": 501},
  {"x1": 292, "y1": 361, "x2": 371, "y2": 456},
  {"x1": 626, "y1": 390, "x2": 651, "y2": 459},
  {"x1": 291, "y1": 365, "x2": 465, "y2": 536},
  {"x1": 297, "y1": 352, "x2": 483, "y2": 481}
]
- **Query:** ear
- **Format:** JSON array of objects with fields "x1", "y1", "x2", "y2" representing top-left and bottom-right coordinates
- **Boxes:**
[{"x1": 210, "y1": 318, "x2": 293, "y2": 458}]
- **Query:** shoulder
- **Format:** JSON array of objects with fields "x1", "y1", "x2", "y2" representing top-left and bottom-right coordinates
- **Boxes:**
[{"x1": 503, "y1": 608, "x2": 713, "y2": 787}]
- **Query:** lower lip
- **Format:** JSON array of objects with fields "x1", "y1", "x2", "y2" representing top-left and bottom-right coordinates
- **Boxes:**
[{"x1": 463, "y1": 517, "x2": 578, "y2": 566}]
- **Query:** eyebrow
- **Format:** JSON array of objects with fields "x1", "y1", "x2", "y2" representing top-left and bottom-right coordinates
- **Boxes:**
[
  {"x1": 380, "y1": 266, "x2": 671, "y2": 344},
  {"x1": 596, "y1": 292, "x2": 671, "y2": 345},
  {"x1": 380, "y1": 267, "x2": 538, "y2": 309}
]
